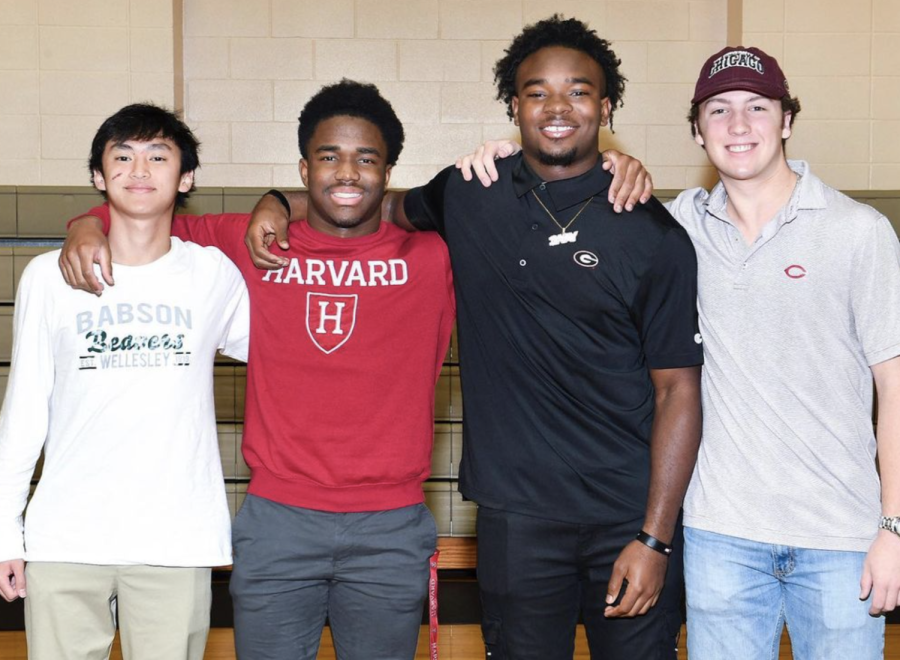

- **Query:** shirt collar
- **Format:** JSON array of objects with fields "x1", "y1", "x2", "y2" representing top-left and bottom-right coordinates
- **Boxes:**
[
  {"x1": 512, "y1": 153, "x2": 612, "y2": 211},
  {"x1": 704, "y1": 159, "x2": 826, "y2": 222}
]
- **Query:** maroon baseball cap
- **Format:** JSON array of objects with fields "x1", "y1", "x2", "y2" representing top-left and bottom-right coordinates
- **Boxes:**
[{"x1": 692, "y1": 46, "x2": 789, "y2": 104}]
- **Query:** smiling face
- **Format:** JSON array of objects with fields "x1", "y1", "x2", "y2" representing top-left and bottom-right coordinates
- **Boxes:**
[
  {"x1": 511, "y1": 46, "x2": 611, "y2": 181},
  {"x1": 694, "y1": 90, "x2": 793, "y2": 185},
  {"x1": 92, "y1": 137, "x2": 193, "y2": 220},
  {"x1": 300, "y1": 115, "x2": 391, "y2": 238}
]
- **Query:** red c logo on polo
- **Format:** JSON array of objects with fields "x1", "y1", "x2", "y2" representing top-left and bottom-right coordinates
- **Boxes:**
[{"x1": 784, "y1": 265, "x2": 807, "y2": 279}]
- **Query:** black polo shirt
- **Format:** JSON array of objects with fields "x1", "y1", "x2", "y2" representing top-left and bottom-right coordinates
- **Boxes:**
[{"x1": 405, "y1": 154, "x2": 702, "y2": 524}]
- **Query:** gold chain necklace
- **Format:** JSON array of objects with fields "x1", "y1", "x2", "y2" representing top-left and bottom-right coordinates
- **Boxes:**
[{"x1": 531, "y1": 190, "x2": 594, "y2": 247}]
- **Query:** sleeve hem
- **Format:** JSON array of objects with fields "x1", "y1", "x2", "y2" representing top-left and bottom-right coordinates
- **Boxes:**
[
  {"x1": 647, "y1": 349, "x2": 704, "y2": 370},
  {"x1": 866, "y1": 343, "x2": 900, "y2": 368}
]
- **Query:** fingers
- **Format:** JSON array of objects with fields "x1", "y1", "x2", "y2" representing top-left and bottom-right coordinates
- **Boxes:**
[
  {"x1": 0, "y1": 570, "x2": 16, "y2": 602},
  {"x1": 58, "y1": 246, "x2": 107, "y2": 295},
  {"x1": 640, "y1": 171, "x2": 653, "y2": 205},
  {"x1": 274, "y1": 223, "x2": 290, "y2": 251},
  {"x1": 0, "y1": 561, "x2": 25, "y2": 602},
  {"x1": 605, "y1": 562, "x2": 625, "y2": 608},
  {"x1": 455, "y1": 154, "x2": 475, "y2": 182},
  {"x1": 58, "y1": 253, "x2": 77, "y2": 289},
  {"x1": 874, "y1": 590, "x2": 900, "y2": 616},
  {"x1": 605, "y1": 152, "x2": 653, "y2": 213},
  {"x1": 454, "y1": 141, "x2": 514, "y2": 187},
  {"x1": 245, "y1": 228, "x2": 289, "y2": 270},
  {"x1": 609, "y1": 170, "x2": 636, "y2": 214},
  {"x1": 471, "y1": 144, "x2": 501, "y2": 187},
  {"x1": 865, "y1": 575, "x2": 900, "y2": 616},
  {"x1": 98, "y1": 244, "x2": 114, "y2": 288},
  {"x1": 11, "y1": 561, "x2": 25, "y2": 599},
  {"x1": 604, "y1": 559, "x2": 644, "y2": 618},
  {"x1": 80, "y1": 251, "x2": 105, "y2": 295},
  {"x1": 604, "y1": 542, "x2": 667, "y2": 618},
  {"x1": 860, "y1": 565, "x2": 873, "y2": 602}
]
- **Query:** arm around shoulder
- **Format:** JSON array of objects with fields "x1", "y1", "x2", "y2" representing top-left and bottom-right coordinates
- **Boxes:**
[{"x1": 60, "y1": 211, "x2": 112, "y2": 295}]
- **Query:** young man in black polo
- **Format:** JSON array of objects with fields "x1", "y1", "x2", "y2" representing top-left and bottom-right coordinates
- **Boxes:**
[{"x1": 244, "y1": 16, "x2": 702, "y2": 660}]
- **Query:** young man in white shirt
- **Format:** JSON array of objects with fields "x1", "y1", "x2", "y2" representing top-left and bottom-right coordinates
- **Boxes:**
[{"x1": 0, "y1": 103, "x2": 249, "y2": 660}]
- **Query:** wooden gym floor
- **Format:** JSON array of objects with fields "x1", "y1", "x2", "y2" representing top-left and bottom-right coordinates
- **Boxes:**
[{"x1": 2, "y1": 625, "x2": 899, "y2": 659}]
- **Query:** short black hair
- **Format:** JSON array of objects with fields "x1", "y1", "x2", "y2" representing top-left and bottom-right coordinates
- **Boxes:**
[
  {"x1": 89, "y1": 103, "x2": 200, "y2": 208},
  {"x1": 493, "y1": 14, "x2": 627, "y2": 132},
  {"x1": 688, "y1": 94, "x2": 802, "y2": 147},
  {"x1": 297, "y1": 79, "x2": 405, "y2": 166}
]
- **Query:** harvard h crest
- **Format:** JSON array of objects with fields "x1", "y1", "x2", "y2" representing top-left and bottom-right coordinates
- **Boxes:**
[{"x1": 306, "y1": 292, "x2": 358, "y2": 354}]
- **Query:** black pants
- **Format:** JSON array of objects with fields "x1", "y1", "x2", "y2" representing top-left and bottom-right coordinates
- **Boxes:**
[{"x1": 476, "y1": 507, "x2": 683, "y2": 660}]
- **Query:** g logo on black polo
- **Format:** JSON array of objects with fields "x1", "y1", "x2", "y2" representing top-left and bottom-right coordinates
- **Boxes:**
[{"x1": 573, "y1": 250, "x2": 599, "y2": 268}]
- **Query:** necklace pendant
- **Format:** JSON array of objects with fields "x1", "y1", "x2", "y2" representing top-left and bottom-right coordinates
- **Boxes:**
[{"x1": 548, "y1": 230, "x2": 578, "y2": 247}]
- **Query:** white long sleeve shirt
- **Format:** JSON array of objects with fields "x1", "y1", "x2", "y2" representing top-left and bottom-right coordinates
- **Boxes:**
[{"x1": 0, "y1": 238, "x2": 249, "y2": 566}]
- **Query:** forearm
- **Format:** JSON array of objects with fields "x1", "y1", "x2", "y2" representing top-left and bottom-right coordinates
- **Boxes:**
[
  {"x1": 876, "y1": 375, "x2": 900, "y2": 517},
  {"x1": 279, "y1": 191, "x2": 307, "y2": 222},
  {"x1": 643, "y1": 368, "x2": 702, "y2": 543}
]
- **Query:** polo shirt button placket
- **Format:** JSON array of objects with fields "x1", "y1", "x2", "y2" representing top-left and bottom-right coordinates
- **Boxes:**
[{"x1": 733, "y1": 260, "x2": 750, "y2": 291}]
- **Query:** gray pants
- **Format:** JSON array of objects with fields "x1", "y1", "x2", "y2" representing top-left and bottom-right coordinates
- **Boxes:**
[{"x1": 230, "y1": 494, "x2": 437, "y2": 660}]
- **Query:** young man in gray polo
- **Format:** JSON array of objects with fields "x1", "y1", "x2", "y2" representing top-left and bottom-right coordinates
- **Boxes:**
[
  {"x1": 671, "y1": 46, "x2": 900, "y2": 659},
  {"x1": 458, "y1": 43, "x2": 900, "y2": 660}
]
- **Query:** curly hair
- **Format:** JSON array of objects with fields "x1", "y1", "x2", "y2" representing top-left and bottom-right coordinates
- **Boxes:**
[
  {"x1": 493, "y1": 15, "x2": 626, "y2": 132},
  {"x1": 89, "y1": 103, "x2": 200, "y2": 208},
  {"x1": 688, "y1": 94, "x2": 802, "y2": 147},
  {"x1": 298, "y1": 79, "x2": 405, "y2": 166}
]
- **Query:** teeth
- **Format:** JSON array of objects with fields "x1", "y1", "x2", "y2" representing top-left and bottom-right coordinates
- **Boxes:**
[
  {"x1": 728, "y1": 144, "x2": 753, "y2": 152},
  {"x1": 543, "y1": 126, "x2": 572, "y2": 134},
  {"x1": 333, "y1": 192, "x2": 361, "y2": 199}
]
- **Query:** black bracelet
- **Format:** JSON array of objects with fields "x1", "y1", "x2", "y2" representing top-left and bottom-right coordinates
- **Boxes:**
[
  {"x1": 635, "y1": 530, "x2": 673, "y2": 556},
  {"x1": 265, "y1": 189, "x2": 291, "y2": 216}
]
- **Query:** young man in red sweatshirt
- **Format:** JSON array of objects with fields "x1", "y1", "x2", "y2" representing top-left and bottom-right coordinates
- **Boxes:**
[{"x1": 61, "y1": 81, "x2": 455, "y2": 660}]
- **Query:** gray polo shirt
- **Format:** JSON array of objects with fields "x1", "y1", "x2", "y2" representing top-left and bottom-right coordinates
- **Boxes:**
[{"x1": 668, "y1": 160, "x2": 900, "y2": 552}]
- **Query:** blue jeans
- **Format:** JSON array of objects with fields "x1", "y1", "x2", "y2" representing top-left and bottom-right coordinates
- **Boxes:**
[{"x1": 684, "y1": 527, "x2": 884, "y2": 660}]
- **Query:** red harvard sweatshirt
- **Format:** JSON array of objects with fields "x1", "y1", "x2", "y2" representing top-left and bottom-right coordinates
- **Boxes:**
[{"x1": 83, "y1": 206, "x2": 455, "y2": 512}]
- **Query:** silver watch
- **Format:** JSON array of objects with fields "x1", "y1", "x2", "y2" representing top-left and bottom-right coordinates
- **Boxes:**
[{"x1": 879, "y1": 516, "x2": 900, "y2": 536}]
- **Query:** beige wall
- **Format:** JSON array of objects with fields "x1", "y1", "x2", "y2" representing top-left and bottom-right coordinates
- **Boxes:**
[
  {"x1": 178, "y1": 0, "x2": 729, "y2": 190},
  {"x1": 0, "y1": 0, "x2": 897, "y2": 191},
  {"x1": 0, "y1": 0, "x2": 176, "y2": 186},
  {"x1": 743, "y1": 0, "x2": 900, "y2": 189}
]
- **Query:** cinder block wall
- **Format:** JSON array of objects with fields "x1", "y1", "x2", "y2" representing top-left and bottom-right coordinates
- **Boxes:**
[
  {"x1": 2, "y1": 0, "x2": 896, "y2": 191},
  {"x1": 743, "y1": 0, "x2": 900, "y2": 189},
  {"x1": 0, "y1": 0, "x2": 175, "y2": 186}
]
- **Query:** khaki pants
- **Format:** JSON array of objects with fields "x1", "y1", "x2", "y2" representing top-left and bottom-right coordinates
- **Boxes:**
[{"x1": 24, "y1": 562, "x2": 211, "y2": 660}]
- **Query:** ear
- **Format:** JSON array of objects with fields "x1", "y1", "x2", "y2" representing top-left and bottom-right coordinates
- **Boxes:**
[
  {"x1": 92, "y1": 170, "x2": 107, "y2": 192},
  {"x1": 781, "y1": 112, "x2": 792, "y2": 140},
  {"x1": 511, "y1": 96, "x2": 520, "y2": 127},
  {"x1": 693, "y1": 124, "x2": 705, "y2": 147},
  {"x1": 178, "y1": 170, "x2": 194, "y2": 194},
  {"x1": 599, "y1": 97, "x2": 612, "y2": 127},
  {"x1": 299, "y1": 159, "x2": 309, "y2": 187},
  {"x1": 384, "y1": 164, "x2": 392, "y2": 189}
]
